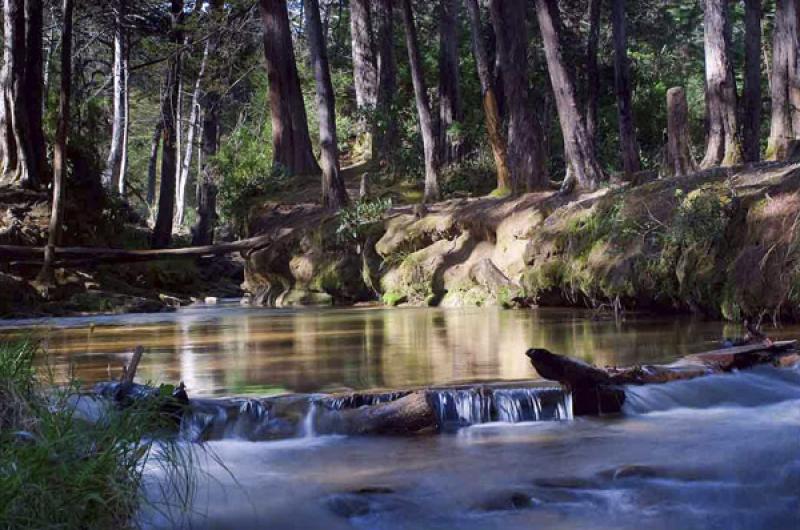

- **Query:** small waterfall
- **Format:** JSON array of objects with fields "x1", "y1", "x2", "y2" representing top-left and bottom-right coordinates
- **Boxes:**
[
  {"x1": 302, "y1": 400, "x2": 317, "y2": 438},
  {"x1": 428, "y1": 386, "x2": 572, "y2": 429}
]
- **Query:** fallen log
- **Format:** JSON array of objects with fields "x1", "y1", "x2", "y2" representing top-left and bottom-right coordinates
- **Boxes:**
[
  {"x1": 0, "y1": 234, "x2": 273, "y2": 265},
  {"x1": 331, "y1": 391, "x2": 436, "y2": 435},
  {"x1": 526, "y1": 340, "x2": 798, "y2": 416}
]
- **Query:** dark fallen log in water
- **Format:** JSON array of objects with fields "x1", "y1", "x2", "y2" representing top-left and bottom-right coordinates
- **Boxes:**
[{"x1": 526, "y1": 340, "x2": 799, "y2": 415}]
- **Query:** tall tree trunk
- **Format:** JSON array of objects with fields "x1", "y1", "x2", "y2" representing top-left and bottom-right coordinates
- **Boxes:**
[
  {"x1": 534, "y1": 0, "x2": 604, "y2": 191},
  {"x1": 152, "y1": 0, "x2": 184, "y2": 249},
  {"x1": 1, "y1": 0, "x2": 37, "y2": 188},
  {"x1": 305, "y1": 0, "x2": 348, "y2": 209},
  {"x1": 585, "y1": 0, "x2": 601, "y2": 150},
  {"x1": 400, "y1": 0, "x2": 440, "y2": 202},
  {"x1": 119, "y1": 34, "x2": 130, "y2": 195},
  {"x1": 489, "y1": 0, "x2": 548, "y2": 192},
  {"x1": 38, "y1": 0, "x2": 72, "y2": 287},
  {"x1": 665, "y1": 86, "x2": 697, "y2": 177},
  {"x1": 25, "y1": 0, "x2": 47, "y2": 186},
  {"x1": 259, "y1": 0, "x2": 320, "y2": 175},
  {"x1": 350, "y1": 0, "x2": 378, "y2": 160},
  {"x1": 464, "y1": 0, "x2": 510, "y2": 191},
  {"x1": 766, "y1": 0, "x2": 798, "y2": 160},
  {"x1": 176, "y1": 42, "x2": 209, "y2": 227},
  {"x1": 104, "y1": 0, "x2": 127, "y2": 193},
  {"x1": 192, "y1": 0, "x2": 224, "y2": 246},
  {"x1": 146, "y1": 120, "x2": 162, "y2": 208},
  {"x1": 438, "y1": 0, "x2": 462, "y2": 165},
  {"x1": 700, "y1": 0, "x2": 742, "y2": 168},
  {"x1": 375, "y1": 0, "x2": 397, "y2": 163},
  {"x1": 742, "y1": 0, "x2": 762, "y2": 163},
  {"x1": 611, "y1": 0, "x2": 640, "y2": 176}
]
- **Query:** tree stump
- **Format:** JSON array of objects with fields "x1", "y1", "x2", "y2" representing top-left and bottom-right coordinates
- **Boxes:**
[{"x1": 665, "y1": 87, "x2": 697, "y2": 177}]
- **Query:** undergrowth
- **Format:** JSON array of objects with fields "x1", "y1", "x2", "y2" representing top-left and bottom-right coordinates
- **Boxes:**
[{"x1": 0, "y1": 341, "x2": 199, "y2": 529}]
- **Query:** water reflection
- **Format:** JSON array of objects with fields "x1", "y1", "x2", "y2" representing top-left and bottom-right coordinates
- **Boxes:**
[{"x1": 0, "y1": 305, "x2": 796, "y2": 397}]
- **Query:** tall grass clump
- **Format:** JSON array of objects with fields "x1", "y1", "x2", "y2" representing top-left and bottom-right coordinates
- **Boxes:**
[{"x1": 0, "y1": 341, "x2": 197, "y2": 529}]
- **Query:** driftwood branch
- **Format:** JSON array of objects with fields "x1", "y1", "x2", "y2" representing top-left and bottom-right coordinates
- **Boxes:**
[{"x1": 526, "y1": 340, "x2": 798, "y2": 415}]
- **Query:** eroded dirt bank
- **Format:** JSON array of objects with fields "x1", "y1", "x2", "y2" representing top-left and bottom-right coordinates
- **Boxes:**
[{"x1": 244, "y1": 162, "x2": 800, "y2": 321}]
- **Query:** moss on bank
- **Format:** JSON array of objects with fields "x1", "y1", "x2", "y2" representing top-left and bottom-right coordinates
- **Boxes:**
[{"x1": 245, "y1": 163, "x2": 800, "y2": 321}]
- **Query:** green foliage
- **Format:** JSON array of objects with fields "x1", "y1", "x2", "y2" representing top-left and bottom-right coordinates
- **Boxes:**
[
  {"x1": 0, "y1": 341, "x2": 196, "y2": 529},
  {"x1": 336, "y1": 197, "x2": 393, "y2": 243}
]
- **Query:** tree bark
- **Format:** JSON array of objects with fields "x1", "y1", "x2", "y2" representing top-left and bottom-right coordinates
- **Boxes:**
[
  {"x1": 104, "y1": 0, "x2": 128, "y2": 193},
  {"x1": 119, "y1": 34, "x2": 130, "y2": 196},
  {"x1": 350, "y1": 0, "x2": 378, "y2": 112},
  {"x1": 700, "y1": 0, "x2": 742, "y2": 168},
  {"x1": 464, "y1": 0, "x2": 511, "y2": 191},
  {"x1": 25, "y1": 0, "x2": 47, "y2": 186},
  {"x1": 766, "y1": 0, "x2": 798, "y2": 160},
  {"x1": 611, "y1": 0, "x2": 640, "y2": 176},
  {"x1": 665, "y1": 86, "x2": 697, "y2": 177},
  {"x1": 37, "y1": 0, "x2": 72, "y2": 286},
  {"x1": 259, "y1": 0, "x2": 320, "y2": 175},
  {"x1": 438, "y1": 0, "x2": 462, "y2": 165},
  {"x1": 533, "y1": 0, "x2": 604, "y2": 192},
  {"x1": 176, "y1": 42, "x2": 209, "y2": 227},
  {"x1": 374, "y1": 0, "x2": 397, "y2": 163},
  {"x1": 305, "y1": 0, "x2": 348, "y2": 209},
  {"x1": 489, "y1": 0, "x2": 548, "y2": 192},
  {"x1": 1, "y1": 0, "x2": 37, "y2": 188},
  {"x1": 193, "y1": 0, "x2": 224, "y2": 247},
  {"x1": 350, "y1": 0, "x2": 378, "y2": 160},
  {"x1": 742, "y1": 0, "x2": 761, "y2": 163},
  {"x1": 400, "y1": 0, "x2": 440, "y2": 203},
  {"x1": 152, "y1": 0, "x2": 184, "y2": 249},
  {"x1": 585, "y1": 0, "x2": 601, "y2": 150},
  {"x1": 146, "y1": 120, "x2": 162, "y2": 208}
]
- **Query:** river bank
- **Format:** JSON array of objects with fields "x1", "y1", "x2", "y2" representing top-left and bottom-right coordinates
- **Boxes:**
[{"x1": 244, "y1": 161, "x2": 800, "y2": 322}]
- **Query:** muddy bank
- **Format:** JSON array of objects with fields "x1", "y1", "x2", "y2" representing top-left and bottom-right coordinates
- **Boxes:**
[{"x1": 243, "y1": 162, "x2": 800, "y2": 321}]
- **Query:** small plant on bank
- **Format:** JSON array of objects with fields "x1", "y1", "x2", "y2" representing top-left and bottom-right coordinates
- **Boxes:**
[{"x1": 336, "y1": 197, "x2": 393, "y2": 244}]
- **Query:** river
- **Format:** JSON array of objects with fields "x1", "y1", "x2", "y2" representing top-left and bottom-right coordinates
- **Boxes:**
[{"x1": 1, "y1": 304, "x2": 798, "y2": 529}]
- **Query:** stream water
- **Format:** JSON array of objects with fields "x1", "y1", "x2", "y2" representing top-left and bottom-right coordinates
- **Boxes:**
[{"x1": 1, "y1": 304, "x2": 798, "y2": 529}]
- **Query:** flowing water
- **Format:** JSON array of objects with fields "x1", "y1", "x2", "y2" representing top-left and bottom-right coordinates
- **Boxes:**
[{"x1": 1, "y1": 304, "x2": 798, "y2": 529}]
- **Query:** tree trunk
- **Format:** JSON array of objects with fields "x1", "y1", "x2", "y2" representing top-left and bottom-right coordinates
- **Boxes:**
[
  {"x1": 25, "y1": 0, "x2": 47, "y2": 186},
  {"x1": 152, "y1": 0, "x2": 184, "y2": 249},
  {"x1": 438, "y1": 0, "x2": 462, "y2": 165},
  {"x1": 375, "y1": 0, "x2": 397, "y2": 163},
  {"x1": 665, "y1": 86, "x2": 697, "y2": 177},
  {"x1": 464, "y1": 0, "x2": 511, "y2": 191},
  {"x1": 585, "y1": 0, "x2": 601, "y2": 150},
  {"x1": 350, "y1": 0, "x2": 378, "y2": 160},
  {"x1": 119, "y1": 34, "x2": 130, "y2": 196},
  {"x1": 1, "y1": 0, "x2": 37, "y2": 188},
  {"x1": 766, "y1": 0, "x2": 798, "y2": 160},
  {"x1": 176, "y1": 42, "x2": 209, "y2": 227},
  {"x1": 700, "y1": 0, "x2": 742, "y2": 168},
  {"x1": 611, "y1": 0, "x2": 640, "y2": 176},
  {"x1": 192, "y1": 0, "x2": 223, "y2": 247},
  {"x1": 259, "y1": 0, "x2": 320, "y2": 175},
  {"x1": 400, "y1": 0, "x2": 440, "y2": 203},
  {"x1": 146, "y1": 120, "x2": 162, "y2": 208},
  {"x1": 305, "y1": 0, "x2": 348, "y2": 209},
  {"x1": 742, "y1": 0, "x2": 761, "y2": 163},
  {"x1": 489, "y1": 0, "x2": 548, "y2": 192},
  {"x1": 534, "y1": 0, "x2": 604, "y2": 192},
  {"x1": 37, "y1": 0, "x2": 72, "y2": 287},
  {"x1": 104, "y1": 0, "x2": 127, "y2": 193}
]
